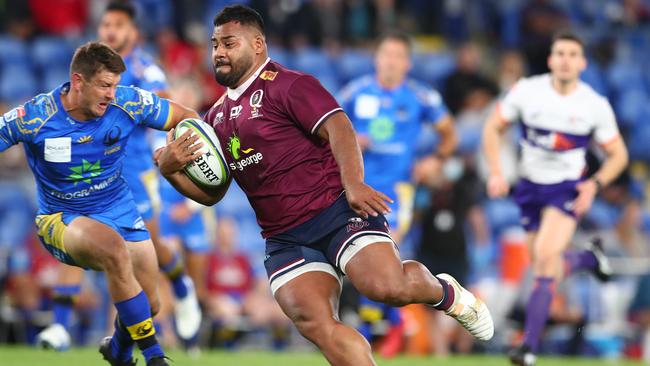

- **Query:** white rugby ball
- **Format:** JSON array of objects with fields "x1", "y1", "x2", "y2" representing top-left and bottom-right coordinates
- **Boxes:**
[{"x1": 173, "y1": 118, "x2": 229, "y2": 188}]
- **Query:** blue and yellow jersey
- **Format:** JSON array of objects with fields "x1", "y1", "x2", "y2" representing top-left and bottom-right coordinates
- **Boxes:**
[
  {"x1": 338, "y1": 75, "x2": 449, "y2": 201},
  {"x1": 0, "y1": 83, "x2": 172, "y2": 214},
  {"x1": 120, "y1": 47, "x2": 168, "y2": 172}
]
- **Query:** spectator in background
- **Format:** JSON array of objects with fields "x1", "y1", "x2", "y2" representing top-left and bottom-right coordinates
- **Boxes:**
[
  {"x1": 28, "y1": 0, "x2": 87, "y2": 37},
  {"x1": 205, "y1": 217, "x2": 254, "y2": 348},
  {"x1": 519, "y1": 0, "x2": 569, "y2": 74},
  {"x1": 414, "y1": 159, "x2": 490, "y2": 355},
  {"x1": 442, "y1": 41, "x2": 499, "y2": 116}
]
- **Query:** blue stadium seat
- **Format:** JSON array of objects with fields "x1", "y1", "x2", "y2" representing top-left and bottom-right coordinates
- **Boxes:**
[
  {"x1": 0, "y1": 36, "x2": 30, "y2": 67},
  {"x1": 42, "y1": 67, "x2": 69, "y2": 91},
  {"x1": 0, "y1": 65, "x2": 38, "y2": 105},
  {"x1": 607, "y1": 58, "x2": 645, "y2": 93},
  {"x1": 482, "y1": 198, "x2": 521, "y2": 235},
  {"x1": 336, "y1": 49, "x2": 374, "y2": 84},
  {"x1": 411, "y1": 51, "x2": 456, "y2": 88},
  {"x1": 580, "y1": 62, "x2": 608, "y2": 96},
  {"x1": 291, "y1": 47, "x2": 336, "y2": 78},
  {"x1": 31, "y1": 36, "x2": 73, "y2": 71},
  {"x1": 268, "y1": 45, "x2": 290, "y2": 68},
  {"x1": 627, "y1": 123, "x2": 650, "y2": 161},
  {"x1": 615, "y1": 89, "x2": 649, "y2": 129}
]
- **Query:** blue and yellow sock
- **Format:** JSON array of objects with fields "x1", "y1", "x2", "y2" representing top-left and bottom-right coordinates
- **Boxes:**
[
  {"x1": 160, "y1": 253, "x2": 189, "y2": 299},
  {"x1": 115, "y1": 291, "x2": 164, "y2": 362},
  {"x1": 110, "y1": 317, "x2": 134, "y2": 362},
  {"x1": 52, "y1": 284, "x2": 81, "y2": 329}
]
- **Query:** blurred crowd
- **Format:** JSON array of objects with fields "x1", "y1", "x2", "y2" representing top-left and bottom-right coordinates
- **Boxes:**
[{"x1": 2, "y1": 0, "x2": 650, "y2": 362}]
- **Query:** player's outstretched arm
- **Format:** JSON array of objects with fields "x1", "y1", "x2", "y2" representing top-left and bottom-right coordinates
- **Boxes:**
[
  {"x1": 433, "y1": 114, "x2": 458, "y2": 158},
  {"x1": 162, "y1": 100, "x2": 201, "y2": 131},
  {"x1": 318, "y1": 112, "x2": 393, "y2": 219},
  {"x1": 482, "y1": 105, "x2": 510, "y2": 198},
  {"x1": 155, "y1": 129, "x2": 230, "y2": 206}
]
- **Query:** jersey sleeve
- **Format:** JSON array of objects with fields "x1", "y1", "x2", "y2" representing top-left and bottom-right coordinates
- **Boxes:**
[
  {"x1": 418, "y1": 88, "x2": 449, "y2": 126},
  {"x1": 593, "y1": 97, "x2": 620, "y2": 146},
  {"x1": 498, "y1": 79, "x2": 526, "y2": 123},
  {"x1": 115, "y1": 86, "x2": 173, "y2": 130},
  {"x1": 285, "y1": 75, "x2": 343, "y2": 135},
  {"x1": 0, "y1": 106, "x2": 27, "y2": 152}
]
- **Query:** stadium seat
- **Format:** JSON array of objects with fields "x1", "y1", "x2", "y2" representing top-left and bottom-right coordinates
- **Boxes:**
[
  {"x1": 31, "y1": 36, "x2": 73, "y2": 71},
  {"x1": 268, "y1": 45, "x2": 290, "y2": 68},
  {"x1": 336, "y1": 49, "x2": 374, "y2": 84},
  {"x1": 291, "y1": 47, "x2": 336, "y2": 78},
  {"x1": 41, "y1": 67, "x2": 69, "y2": 91},
  {"x1": 615, "y1": 89, "x2": 649, "y2": 130},
  {"x1": 580, "y1": 62, "x2": 608, "y2": 96},
  {"x1": 0, "y1": 36, "x2": 30, "y2": 67},
  {"x1": 0, "y1": 65, "x2": 38, "y2": 104},
  {"x1": 411, "y1": 52, "x2": 456, "y2": 89}
]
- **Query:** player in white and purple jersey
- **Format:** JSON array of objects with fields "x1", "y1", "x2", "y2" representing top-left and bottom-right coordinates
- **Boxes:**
[
  {"x1": 482, "y1": 31, "x2": 629, "y2": 366},
  {"x1": 156, "y1": 5, "x2": 493, "y2": 365}
]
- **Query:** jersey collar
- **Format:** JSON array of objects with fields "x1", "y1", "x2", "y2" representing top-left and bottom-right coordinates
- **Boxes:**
[{"x1": 227, "y1": 57, "x2": 271, "y2": 101}]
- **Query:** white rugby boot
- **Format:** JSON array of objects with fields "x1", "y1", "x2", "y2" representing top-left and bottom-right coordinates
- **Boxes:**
[
  {"x1": 436, "y1": 273, "x2": 494, "y2": 341},
  {"x1": 174, "y1": 276, "x2": 202, "y2": 341},
  {"x1": 36, "y1": 323, "x2": 71, "y2": 351}
]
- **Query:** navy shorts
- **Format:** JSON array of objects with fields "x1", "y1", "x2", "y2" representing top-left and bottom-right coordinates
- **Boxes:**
[
  {"x1": 513, "y1": 179, "x2": 579, "y2": 231},
  {"x1": 264, "y1": 194, "x2": 395, "y2": 295}
]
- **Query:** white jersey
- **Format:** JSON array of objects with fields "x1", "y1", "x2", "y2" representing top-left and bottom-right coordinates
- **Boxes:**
[{"x1": 498, "y1": 73, "x2": 619, "y2": 184}]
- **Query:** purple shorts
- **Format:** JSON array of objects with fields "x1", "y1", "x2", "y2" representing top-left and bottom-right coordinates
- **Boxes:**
[{"x1": 513, "y1": 179, "x2": 580, "y2": 231}]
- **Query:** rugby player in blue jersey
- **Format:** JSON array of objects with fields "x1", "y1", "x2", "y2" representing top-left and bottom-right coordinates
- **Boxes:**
[
  {"x1": 338, "y1": 32, "x2": 457, "y2": 356},
  {"x1": 0, "y1": 42, "x2": 201, "y2": 366},
  {"x1": 37, "y1": 2, "x2": 201, "y2": 350}
]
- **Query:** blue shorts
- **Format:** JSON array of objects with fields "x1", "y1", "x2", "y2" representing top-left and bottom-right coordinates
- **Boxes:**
[
  {"x1": 160, "y1": 209, "x2": 210, "y2": 253},
  {"x1": 264, "y1": 194, "x2": 395, "y2": 295},
  {"x1": 122, "y1": 166, "x2": 159, "y2": 221},
  {"x1": 513, "y1": 179, "x2": 579, "y2": 231},
  {"x1": 35, "y1": 190, "x2": 149, "y2": 267}
]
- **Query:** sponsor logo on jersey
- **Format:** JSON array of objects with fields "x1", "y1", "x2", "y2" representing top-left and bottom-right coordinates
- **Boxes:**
[
  {"x1": 103, "y1": 126, "x2": 122, "y2": 146},
  {"x1": 249, "y1": 89, "x2": 263, "y2": 119},
  {"x1": 0, "y1": 117, "x2": 5, "y2": 130},
  {"x1": 67, "y1": 159, "x2": 104, "y2": 185},
  {"x1": 135, "y1": 87, "x2": 154, "y2": 106},
  {"x1": 215, "y1": 111, "x2": 224, "y2": 124},
  {"x1": 230, "y1": 105, "x2": 242, "y2": 119},
  {"x1": 50, "y1": 171, "x2": 120, "y2": 199},
  {"x1": 4, "y1": 106, "x2": 25, "y2": 122},
  {"x1": 104, "y1": 145, "x2": 121, "y2": 156},
  {"x1": 226, "y1": 134, "x2": 262, "y2": 171},
  {"x1": 76, "y1": 135, "x2": 93, "y2": 144},
  {"x1": 259, "y1": 70, "x2": 277, "y2": 81}
]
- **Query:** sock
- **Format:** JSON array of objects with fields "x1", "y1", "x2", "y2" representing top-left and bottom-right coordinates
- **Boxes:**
[
  {"x1": 523, "y1": 277, "x2": 555, "y2": 353},
  {"x1": 385, "y1": 306, "x2": 402, "y2": 326},
  {"x1": 563, "y1": 250, "x2": 598, "y2": 276},
  {"x1": 160, "y1": 253, "x2": 189, "y2": 299},
  {"x1": 52, "y1": 285, "x2": 81, "y2": 329},
  {"x1": 110, "y1": 317, "x2": 134, "y2": 362},
  {"x1": 358, "y1": 296, "x2": 383, "y2": 341},
  {"x1": 115, "y1": 291, "x2": 164, "y2": 362},
  {"x1": 432, "y1": 276, "x2": 456, "y2": 311}
]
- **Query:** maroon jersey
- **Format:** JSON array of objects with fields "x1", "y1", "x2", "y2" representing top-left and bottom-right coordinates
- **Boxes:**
[{"x1": 205, "y1": 59, "x2": 344, "y2": 237}]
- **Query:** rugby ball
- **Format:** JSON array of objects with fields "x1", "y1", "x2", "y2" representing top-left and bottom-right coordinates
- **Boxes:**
[{"x1": 173, "y1": 118, "x2": 229, "y2": 188}]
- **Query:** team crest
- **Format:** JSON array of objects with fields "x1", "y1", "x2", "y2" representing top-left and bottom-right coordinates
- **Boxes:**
[
  {"x1": 249, "y1": 89, "x2": 264, "y2": 119},
  {"x1": 346, "y1": 217, "x2": 370, "y2": 233},
  {"x1": 259, "y1": 70, "x2": 277, "y2": 81}
]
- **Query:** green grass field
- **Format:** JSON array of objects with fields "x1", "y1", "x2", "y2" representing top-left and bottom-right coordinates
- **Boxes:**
[{"x1": 0, "y1": 346, "x2": 645, "y2": 366}]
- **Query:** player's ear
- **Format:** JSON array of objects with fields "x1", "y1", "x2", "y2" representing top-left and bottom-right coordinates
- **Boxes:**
[
  {"x1": 253, "y1": 33, "x2": 265, "y2": 55},
  {"x1": 70, "y1": 72, "x2": 84, "y2": 90}
]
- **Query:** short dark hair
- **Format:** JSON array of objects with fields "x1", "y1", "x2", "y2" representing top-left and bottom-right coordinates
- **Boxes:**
[
  {"x1": 213, "y1": 5, "x2": 264, "y2": 33},
  {"x1": 105, "y1": 1, "x2": 136, "y2": 21},
  {"x1": 551, "y1": 30, "x2": 585, "y2": 49},
  {"x1": 377, "y1": 31, "x2": 412, "y2": 52},
  {"x1": 70, "y1": 42, "x2": 126, "y2": 80}
]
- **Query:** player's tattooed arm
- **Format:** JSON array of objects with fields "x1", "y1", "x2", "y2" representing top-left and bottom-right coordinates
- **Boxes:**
[{"x1": 318, "y1": 111, "x2": 393, "y2": 219}]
